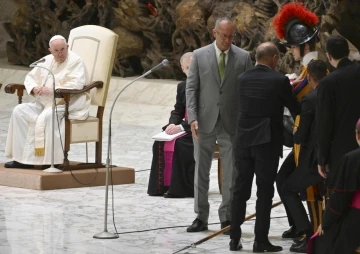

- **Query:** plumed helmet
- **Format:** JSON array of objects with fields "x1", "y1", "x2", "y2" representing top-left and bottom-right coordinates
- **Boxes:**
[{"x1": 273, "y1": 3, "x2": 320, "y2": 47}]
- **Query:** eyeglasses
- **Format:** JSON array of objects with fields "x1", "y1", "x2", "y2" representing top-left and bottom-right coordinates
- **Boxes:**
[
  {"x1": 51, "y1": 48, "x2": 67, "y2": 55},
  {"x1": 215, "y1": 30, "x2": 237, "y2": 40}
]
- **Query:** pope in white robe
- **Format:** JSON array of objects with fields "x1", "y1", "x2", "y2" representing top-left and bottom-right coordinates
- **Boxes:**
[{"x1": 4, "y1": 35, "x2": 90, "y2": 168}]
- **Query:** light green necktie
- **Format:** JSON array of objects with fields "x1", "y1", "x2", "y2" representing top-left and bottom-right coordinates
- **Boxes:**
[{"x1": 219, "y1": 52, "x2": 226, "y2": 80}]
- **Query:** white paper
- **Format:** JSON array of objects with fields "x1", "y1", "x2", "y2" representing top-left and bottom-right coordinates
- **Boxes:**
[{"x1": 151, "y1": 131, "x2": 186, "y2": 141}]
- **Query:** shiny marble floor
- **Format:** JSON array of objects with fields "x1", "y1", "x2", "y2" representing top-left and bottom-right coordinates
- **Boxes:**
[{"x1": 0, "y1": 62, "x2": 298, "y2": 254}]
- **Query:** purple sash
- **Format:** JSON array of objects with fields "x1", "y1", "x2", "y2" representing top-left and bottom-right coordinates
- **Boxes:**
[
  {"x1": 163, "y1": 110, "x2": 188, "y2": 186},
  {"x1": 307, "y1": 232, "x2": 319, "y2": 254},
  {"x1": 351, "y1": 190, "x2": 360, "y2": 209}
]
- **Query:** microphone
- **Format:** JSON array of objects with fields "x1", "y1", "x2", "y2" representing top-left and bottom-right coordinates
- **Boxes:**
[
  {"x1": 29, "y1": 58, "x2": 46, "y2": 67},
  {"x1": 94, "y1": 58, "x2": 169, "y2": 240},
  {"x1": 143, "y1": 59, "x2": 169, "y2": 75}
]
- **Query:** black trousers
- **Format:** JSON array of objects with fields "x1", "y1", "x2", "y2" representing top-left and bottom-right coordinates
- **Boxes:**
[
  {"x1": 276, "y1": 150, "x2": 296, "y2": 228},
  {"x1": 230, "y1": 142, "x2": 280, "y2": 242},
  {"x1": 280, "y1": 164, "x2": 323, "y2": 234}
]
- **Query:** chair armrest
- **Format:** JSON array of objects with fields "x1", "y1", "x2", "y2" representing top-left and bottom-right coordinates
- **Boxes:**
[
  {"x1": 4, "y1": 83, "x2": 26, "y2": 104},
  {"x1": 4, "y1": 83, "x2": 26, "y2": 94},
  {"x1": 55, "y1": 81, "x2": 103, "y2": 98}
]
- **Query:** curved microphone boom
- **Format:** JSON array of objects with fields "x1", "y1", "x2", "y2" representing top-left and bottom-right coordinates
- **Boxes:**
[
  {"x1": 93, "y1": 59, "x2": 169, "y2": 240},
  {"x1": 143, "y1": 59, "x2": 169, "y2": 76},
  {"x1": 29, "y1": 58, "x2": 46, "y2": 68}
]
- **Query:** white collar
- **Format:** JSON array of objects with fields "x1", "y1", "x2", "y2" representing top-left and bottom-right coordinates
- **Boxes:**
[
  {"x1": 214, "y1": 41, "x2": 230, "y2": 56},
  {"x1": 302, "y1": 51, "x2": 318, "y2": 66}
]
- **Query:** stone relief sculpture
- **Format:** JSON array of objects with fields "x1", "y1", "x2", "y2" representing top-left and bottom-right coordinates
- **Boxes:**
[{"x1": 3, "y1": 0, "x2": 360, "y2": 79}]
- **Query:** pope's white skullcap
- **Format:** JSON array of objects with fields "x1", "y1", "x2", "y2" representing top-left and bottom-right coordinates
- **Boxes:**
[{"x1": 49, "y1": 35, "x2": 67, "y2": 46}]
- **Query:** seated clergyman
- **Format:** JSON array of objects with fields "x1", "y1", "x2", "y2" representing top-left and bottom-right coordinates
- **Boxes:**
[
  {"x1": 309, "y1": 118, "x2": 360, "y2": 254},
  {"x1": 5, "y1": 35, "x2": 90, "y2": 169},
  {"x1": 147, "y1": 52, "x2": 195, "y2": 198}
]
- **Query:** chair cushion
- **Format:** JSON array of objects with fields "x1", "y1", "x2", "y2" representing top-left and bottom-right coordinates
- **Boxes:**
[{"x1": 70, "y1": 116, "x2": 99, "y2": 143}]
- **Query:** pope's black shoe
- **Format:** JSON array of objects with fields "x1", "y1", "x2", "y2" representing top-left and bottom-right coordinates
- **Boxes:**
[
  {"x1": 229, "y1": 239, "x2": 243, "y2": 251},
  {"x1": 253, "y1": 240, "x2": 283, "y2": 253},
  {"x1": 186, "y1": 218, "x2": 208, "y2": 232},
  {"x1": 221, "y1": 220, "x2": 231, "y2": 235},
  {"x1": 282, "y1": 226, "x2": 303, "y2": 239},
  {"x1": 4, "y1": 161, "x2": 34, "y2": 169},
  {"x1": 290, "y1": 238, "x2": 307, "y2": 253}
]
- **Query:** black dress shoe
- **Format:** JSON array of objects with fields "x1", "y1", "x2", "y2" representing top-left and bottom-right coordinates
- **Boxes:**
[
  {"x1": 282, "y1": 225, "x2": 303, "y2": 239},
  {"x1": 253, "y1": 240, "x2": 283, "y2": 253},
  {"x1": 290, "y1": 238, "x2": 307, "y2": 253},
  {"x1": 293, "y1": 234, "x2": 306, "y2": 244},
  {"x1": 186, "y1": 218, "x2": 208, "y2": 232},
  {"x1": 221, "y1": 220, "x2": 231, "y2": 235},
  {"x1": 4, "y1": 161, "x2": 34, "y2": 169},
  {"x1": 163, "y1": 192, "x2": 185, "y2": 198},
  {"x1": 229, "y1": 239, "x2": 243, "y2": 251}
]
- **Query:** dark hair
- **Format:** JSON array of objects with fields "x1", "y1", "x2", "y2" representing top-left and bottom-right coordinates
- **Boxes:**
[
  {"x1": 326, "y1": 35, "x2": 350, "y2": 60},
  {"x1": 307, "y1": 60, "x2": 327, "y2": 82},
  {"x1": 356, "y1": 118, "x2": 360, "y2": 132}
]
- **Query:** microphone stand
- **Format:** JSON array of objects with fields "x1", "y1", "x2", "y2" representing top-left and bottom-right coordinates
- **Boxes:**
[
  {"x1": 93, "y1": 70, "x2": 158, "y2": 239},
  {"x1": 30, "y1": 63, "x2": 62, "y2": 173}
]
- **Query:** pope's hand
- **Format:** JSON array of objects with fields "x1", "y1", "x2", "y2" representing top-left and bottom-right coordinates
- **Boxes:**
[{"x1": 39, "y1": 87, "x2": 53, "y2": 96}]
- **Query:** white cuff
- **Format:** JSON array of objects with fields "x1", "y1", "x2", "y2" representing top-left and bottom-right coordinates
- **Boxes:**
[{"x1": 178, "y1": 124, "x2": 184, "y2": 131}]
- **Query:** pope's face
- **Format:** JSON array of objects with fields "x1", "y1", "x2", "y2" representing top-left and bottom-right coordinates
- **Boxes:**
[{"x1": 49, "y1": 39, "x2": 69, "y2": 63}]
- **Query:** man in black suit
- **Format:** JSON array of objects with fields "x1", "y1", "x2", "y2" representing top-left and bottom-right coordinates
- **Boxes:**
[
  {"x1": 317, "y1": 35, "x2": 360, "y2": 185},
  {"x1": 229, "y1": 42, "x2": 299, "y2": 252},
  {"x1": 278, "y1": 60, "x2": 327, "y2": 253}
]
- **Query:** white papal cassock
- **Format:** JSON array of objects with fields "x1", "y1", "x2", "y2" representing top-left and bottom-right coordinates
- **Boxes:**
[{"x1": 5, "y1": 51, "x2": 90, "y2": 165}]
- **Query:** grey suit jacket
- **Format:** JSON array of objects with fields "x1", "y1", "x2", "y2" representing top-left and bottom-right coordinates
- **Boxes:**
[{"x1": 186, "y1": 43, "x2": 253, "y2": 134}]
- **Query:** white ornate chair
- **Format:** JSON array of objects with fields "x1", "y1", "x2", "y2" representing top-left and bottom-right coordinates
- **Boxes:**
[{"x1": 5, "y1": 25, "x2": 119, "y2": 170}]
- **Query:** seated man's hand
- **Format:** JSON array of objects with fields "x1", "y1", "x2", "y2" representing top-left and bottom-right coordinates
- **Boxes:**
[
  {"x1": 38, "y1": 87, "x2": 53, "y2": 96},
  {"x1": 317, "y1": 224, "x2": 324, "y2": 235},
  {"x1": 32, "y1": 87, "x2": 41, "y2": 95},
  {"x1": 165, "y1": 124, "x2": 182, "y2": 135},
  {"x1": 318, "y1": 164, "x2": 329, "y2": 178}
]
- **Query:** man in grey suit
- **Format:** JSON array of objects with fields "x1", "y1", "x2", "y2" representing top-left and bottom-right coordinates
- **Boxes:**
[{"x1": 186, "y1": 17, "x2": 253, "y2": 233}]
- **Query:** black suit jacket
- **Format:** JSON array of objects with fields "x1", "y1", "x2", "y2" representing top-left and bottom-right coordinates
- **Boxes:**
[
  {"x1": 163, "y1": 80, "x2": 190, "y2": 133},
  {"x1": 236, "y1": 65, "x2": 299, "y2": 156},
  {"x1": 294, "y1": 88, "x2": 318, "y2": 173},
  {"x1": 317, "y1": 58, "x2": 360, "y2": 170}
]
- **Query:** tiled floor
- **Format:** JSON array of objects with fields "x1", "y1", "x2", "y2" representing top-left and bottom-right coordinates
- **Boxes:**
[{"x1": 0, "y1": 62, "x2": 298, "y2": 253}]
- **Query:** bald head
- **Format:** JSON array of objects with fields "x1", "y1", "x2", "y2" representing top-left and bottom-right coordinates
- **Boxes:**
[{"x1": 255, "y1": 42, "x2": 279, "y2": 65}]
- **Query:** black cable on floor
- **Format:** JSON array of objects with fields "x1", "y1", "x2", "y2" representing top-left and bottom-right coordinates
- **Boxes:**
[
  {"x1": 114, "y1": 215, "x2": 289, "y2": 235},
  {"x1": 135, "y1": 169, "x2": 150, "y2": 173}
]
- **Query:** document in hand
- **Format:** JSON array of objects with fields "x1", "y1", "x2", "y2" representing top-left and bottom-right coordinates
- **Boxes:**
[{"x1": 152, "y1": 131, "x2": 186, "y2": 141}]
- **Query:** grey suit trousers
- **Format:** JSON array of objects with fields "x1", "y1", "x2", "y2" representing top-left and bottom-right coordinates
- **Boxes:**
[{"x1": 193, "y1": 116, "x2": 235, "y2": 223}]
